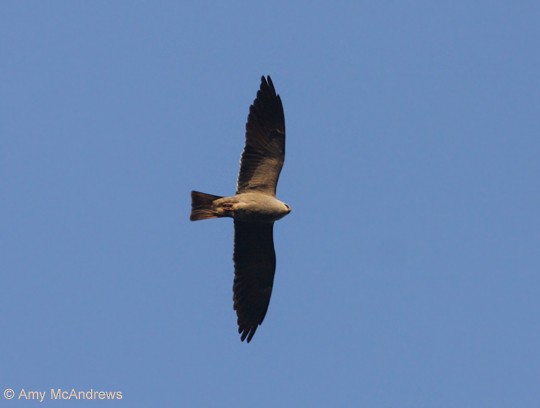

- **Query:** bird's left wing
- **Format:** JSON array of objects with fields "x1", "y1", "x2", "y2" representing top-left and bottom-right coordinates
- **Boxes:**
[
  {"x1": 237, "y1": 76, "x2": 285, "y2": 196},
  {"x1": 233, "y1": 220, "x2": 276, "y2": 342}
]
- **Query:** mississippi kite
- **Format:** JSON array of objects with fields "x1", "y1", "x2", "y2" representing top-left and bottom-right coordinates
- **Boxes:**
[{"x1": 190, "y1": 76, "x2": 290, "y2": 342}]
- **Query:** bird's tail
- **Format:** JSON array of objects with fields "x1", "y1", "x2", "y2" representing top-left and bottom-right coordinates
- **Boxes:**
[{"x1": 190, "y1": 191, "x2": 224, "y2": 221}]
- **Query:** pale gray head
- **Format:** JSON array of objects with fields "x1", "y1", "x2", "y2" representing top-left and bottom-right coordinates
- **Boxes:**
[
  {"x1": 284, "y1": 202, "x2": 291, "y2": 213},
  {"x1": 279, "y1": 201, "x2": 292, "y2": 218}
]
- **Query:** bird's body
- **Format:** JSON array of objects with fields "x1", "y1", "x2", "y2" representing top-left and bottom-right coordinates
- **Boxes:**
[
  {"x1": 191, "y1": 191, "x2": 290, "y2": 223},
  {"x1": 190, "y1": 76, "x2": 290, "y2": 343}
]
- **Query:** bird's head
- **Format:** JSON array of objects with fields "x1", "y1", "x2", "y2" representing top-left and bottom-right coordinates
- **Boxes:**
[{"x1": 279, "y1": 201, "x2": 292, "y2": 219}]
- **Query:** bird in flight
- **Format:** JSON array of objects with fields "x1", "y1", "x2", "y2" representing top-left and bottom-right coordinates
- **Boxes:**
[{"x1": 190, "y1": 76, "x2": 290, "y2": 343}]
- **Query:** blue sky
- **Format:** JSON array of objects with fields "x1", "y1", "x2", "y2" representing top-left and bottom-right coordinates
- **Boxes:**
[{"x1": 1, "y1": 1, "x2": 539, "y2": 406}]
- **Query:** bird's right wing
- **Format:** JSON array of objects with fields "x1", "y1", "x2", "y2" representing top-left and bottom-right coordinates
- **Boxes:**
[{"x1": 233, "y1": 220, "x2": 276, "y2": 342}]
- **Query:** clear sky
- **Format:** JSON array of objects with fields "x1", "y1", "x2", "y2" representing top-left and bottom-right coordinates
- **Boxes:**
[{"x1": 2, "y1": 1, "x2": 539, "y2": 406}]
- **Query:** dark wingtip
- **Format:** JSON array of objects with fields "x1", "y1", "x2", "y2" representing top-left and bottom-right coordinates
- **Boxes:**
[
  {"x1": 239, "y1": 326, "x2": 257, "y2": 343},
  {"x1": 263, "y1": 75, "x2": 276, "y2": 93}
]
